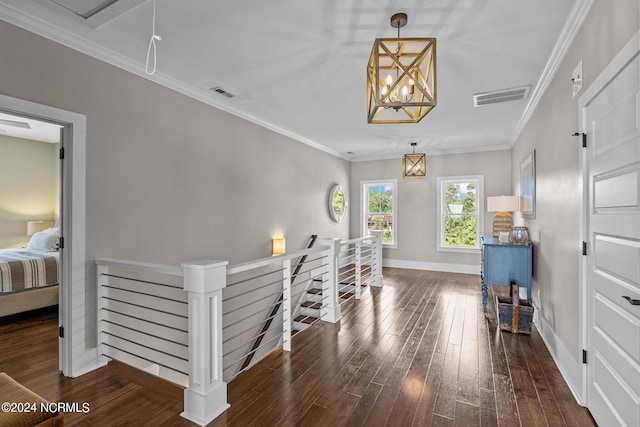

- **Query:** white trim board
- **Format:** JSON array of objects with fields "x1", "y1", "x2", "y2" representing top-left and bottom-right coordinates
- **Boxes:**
[
  {"x1": 0, "y1": 94, "x2": 100, "y2": 378},
  {"x1": 383, "y1": 258, "x2": 480, "y2": 276},
  {"x1": 532, "y1": 302, "x2": 585, "y2": 406}
]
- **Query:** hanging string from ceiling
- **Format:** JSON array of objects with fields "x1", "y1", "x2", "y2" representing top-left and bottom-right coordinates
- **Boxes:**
[{"x1": 145, "y1": 0, "x2": 162, "y2": 75}]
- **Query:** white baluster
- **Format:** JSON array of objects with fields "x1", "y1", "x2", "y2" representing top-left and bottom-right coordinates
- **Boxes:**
[
  {"x1": 355, "y1": 240, "x2": 362, "y2": 299},
  {"x1": 282, "y1": 258, "x2": 292, "y2": 352}
]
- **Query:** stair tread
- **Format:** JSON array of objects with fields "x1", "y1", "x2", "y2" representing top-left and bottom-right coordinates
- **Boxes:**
[
  {"x1": 301, "y1": 301, "x2": 322, "y2": 309},
  {"x1": 339, "y1": 281, "x2": 369, "y2": 287},
  {"x1": 294, "y1": 315, "x2": 317, "y2": 324},
  {"x1": 307, "y1": 288, "x2": 323, "y2": 295}
]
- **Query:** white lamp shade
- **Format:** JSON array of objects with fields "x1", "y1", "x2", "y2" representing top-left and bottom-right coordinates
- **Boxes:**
[
  {"x1": 487, "y1": 196, "x2": 519, "y2": 213},
  {"x1": 27, "y1": 220, "x2": 54, "y2": 236}
]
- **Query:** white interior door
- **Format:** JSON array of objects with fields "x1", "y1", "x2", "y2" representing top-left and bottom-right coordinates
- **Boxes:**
[{"x1": 583, "y1": 36, "x2": 640, "y2": 427}]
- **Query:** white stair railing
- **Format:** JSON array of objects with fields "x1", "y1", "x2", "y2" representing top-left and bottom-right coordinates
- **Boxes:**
[
  {"x1": 336, "y1": 230, "x2": 384, "y2": 299},
  {"x1": 222, "y1": 244, "x2": 332, "y2": 378},
  {"x1": 94, "y1": 232, "x2": 383, "y2": 426},
  {"x1": 96, "y1": 258, "x2": 229, "y2": 426}
]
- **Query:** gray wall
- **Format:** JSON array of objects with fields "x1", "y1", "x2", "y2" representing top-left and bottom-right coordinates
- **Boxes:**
[
  {"x1": 0, "y1": 135, "x2": 58, "y2": 248},
  {"x1": 0, "y1": 20, "x2": 349, "y2": 342},
  {"x1": 511, "y1": 0, "x2": 639, "y2": 364},
  {"x1": 350, "y1": 150, "x2": 512, "y2": 271}
]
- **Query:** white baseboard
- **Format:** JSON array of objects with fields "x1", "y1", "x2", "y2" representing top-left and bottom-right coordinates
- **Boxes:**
[
  {"x1": 382, "y1": 258, "x2": 480, "y2": 275},
  {"x1": 532, "y1": 302, "x2": 586, "y2": 406}
]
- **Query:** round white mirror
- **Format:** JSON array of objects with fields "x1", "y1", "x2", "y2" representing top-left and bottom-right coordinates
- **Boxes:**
[{"x1": 328, "y1": 184, "x2": 347, "y2": 223}]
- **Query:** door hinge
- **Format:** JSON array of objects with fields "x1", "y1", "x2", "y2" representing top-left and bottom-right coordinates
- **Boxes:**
[
  {"x1": 582, "y1": 241, "x2": 587, "y2": 256},
  {"x1": 573, "y1": 132, "x2": 587, "y2": 147},
  {"x1": 58, "y1": 237, "x2": 64, "y2": 249},
  {"x1": 59, "y1": 326, "x2": 64, "y2": 338},
  {"x1": 59, "y1": 147, "x2": 65, "y2": 159},
  {"x1": 582, "y1": 349, "x2": 587, "y2": 364}
]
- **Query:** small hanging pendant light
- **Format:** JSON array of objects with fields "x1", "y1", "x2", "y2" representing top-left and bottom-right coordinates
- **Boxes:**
[{"x1": 403, "y1": 142, "x2": 426, "y2": 179}]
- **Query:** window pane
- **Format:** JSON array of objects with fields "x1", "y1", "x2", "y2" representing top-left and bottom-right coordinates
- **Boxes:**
[
  {"x1": 367, "y1": 214, "x2": 393, "y2": 243},
  {"x1": 445, "y1": 182, "x2": 476, "y2": 214},
  {"x1": 368, "y1": 185, "x2": 393, "y2": 214},
  {"x1": 444, "y1": 214, "x2": 477, "y2": 247},
  {"x1": 462, "y1": 182, "x2": 477, "y2": 214}
]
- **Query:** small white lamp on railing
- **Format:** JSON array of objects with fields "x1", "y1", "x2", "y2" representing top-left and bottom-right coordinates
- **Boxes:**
[
  {"x1": 272, "y1": 236, "x2": 286, "y2": 256},
  {"x1": 487, "y1": 196, "x2": 519, "y2": 238},
  {"x1": 27, "y1": 220, "x2": 53, "y2": 236}
]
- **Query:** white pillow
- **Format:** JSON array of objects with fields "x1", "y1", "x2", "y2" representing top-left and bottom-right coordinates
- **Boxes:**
[
  {"x1": 27, "y1": 231, "x2": 59, "y2": 251},
  {"x1": 41, "y1": 227, "x2": 61, "y2": 236}
]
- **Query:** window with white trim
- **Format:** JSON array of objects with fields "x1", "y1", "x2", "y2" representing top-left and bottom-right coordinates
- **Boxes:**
[
  {"x1": 437, "y1": 176, "x2": 484, "y2": 252},
  {"x1": 362, "y1": 180, "x2": 397, "y2": 247}
]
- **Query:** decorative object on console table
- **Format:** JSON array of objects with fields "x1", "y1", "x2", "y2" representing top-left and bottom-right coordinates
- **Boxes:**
[
  {"x1": 486, "y1": 195, "x2": 519, "y2": 236},
  {"x1": 509, "y1": 226, "x2": 530, "y2": 245},
  {"x1": 519, "y1": 149, "x2": 536, "y2": 218},
  {"x1": 496, "y1": 280, "x2": 534, "y2": 334},
  {"x1": 480, "y1": 234, "x2": 532, "y2": 313}
]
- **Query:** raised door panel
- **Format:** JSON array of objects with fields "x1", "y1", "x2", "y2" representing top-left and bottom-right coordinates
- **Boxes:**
[{"x1": 585, "y1": 43, "x2": 640, "y2": 427}]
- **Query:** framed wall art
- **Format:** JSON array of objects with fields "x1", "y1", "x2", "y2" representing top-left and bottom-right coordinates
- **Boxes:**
[{"x1": 519, "y1": 150, "x2": 536, "y2": 218}]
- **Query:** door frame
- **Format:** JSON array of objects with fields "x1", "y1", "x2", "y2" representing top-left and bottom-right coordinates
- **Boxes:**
[
  {"x1": 0, "y1": 93, "x2": 90, "y2": 377},
  {"x1": 578, "y1": 30, "x2": 640, "y2": 408}
]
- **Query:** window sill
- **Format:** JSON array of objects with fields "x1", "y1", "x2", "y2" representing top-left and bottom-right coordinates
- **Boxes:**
[
  {"x1": 437, "y1": 246, "x2": 480, "y2": 254},
  {"x1": 382, "y1": 244, "x2": 398, "y2": 250}
]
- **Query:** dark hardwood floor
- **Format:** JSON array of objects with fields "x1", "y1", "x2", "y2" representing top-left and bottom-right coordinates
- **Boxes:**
[{"x1": 0, "y1": 268, "x2": 595, "y2": 426}]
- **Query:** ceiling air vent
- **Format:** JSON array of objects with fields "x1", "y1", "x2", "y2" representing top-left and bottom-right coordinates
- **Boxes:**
[
  {"x1": 473, "y1": 85, "x2": 530, "y2": 107},
  {"x1": 210, "y1": 87, "x2": 236, "y2": 99}
]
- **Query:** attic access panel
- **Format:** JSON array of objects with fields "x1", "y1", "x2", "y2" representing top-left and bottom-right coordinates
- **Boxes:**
[{"x1": 47, "y1": 0, "x2": 146, "y2": 27}]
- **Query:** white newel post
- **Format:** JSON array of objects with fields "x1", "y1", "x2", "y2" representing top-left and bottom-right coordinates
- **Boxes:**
[
  {"x1": 181, "y1": 260, "x2": 230, "y2": 426},
  {"x1": 370, "y1": 231, "x2": 384, "y2": 287},
  {"x1": 319, "y1": 238, "x2": 341, "y2": 323}
]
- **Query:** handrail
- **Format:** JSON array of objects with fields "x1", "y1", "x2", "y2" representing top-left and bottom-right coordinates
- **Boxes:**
[
  {"x1": 95, "y1": 258, "x2": 184, "y2": 277},
  {"x1": 226, "y1": 243, "x2": 328, "y2": 275},
  {"x1": 341, "y1": 235, "x2": 374, "y2": 246},
  {"x1": 239, "y1": 235, "x2": 318, "y2": 371}
]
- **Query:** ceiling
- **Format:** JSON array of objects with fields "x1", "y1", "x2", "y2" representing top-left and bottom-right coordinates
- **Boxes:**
[
  {"x1": 0, "y1": 0, "x2": 586, "y2": 160},
  {"x1": 0, "y1": 111, "x2": 61, "y2": 143}
]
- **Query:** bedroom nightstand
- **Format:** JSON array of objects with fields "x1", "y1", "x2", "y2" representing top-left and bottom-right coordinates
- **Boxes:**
[{"x1": 480, "y1": 234, "x2": 532, "y2": 313}]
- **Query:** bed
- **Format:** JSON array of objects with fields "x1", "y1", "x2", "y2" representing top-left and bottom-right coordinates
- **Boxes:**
[{"x1": 0, "y1": 229, "x2": 60, "y2": 318}]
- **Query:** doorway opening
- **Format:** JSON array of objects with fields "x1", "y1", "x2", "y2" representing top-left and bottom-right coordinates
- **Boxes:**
[{"x1": 0, "y1": 94, "x2": 88, "y2": 377}]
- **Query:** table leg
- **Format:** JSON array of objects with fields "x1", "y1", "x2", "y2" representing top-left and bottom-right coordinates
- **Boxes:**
[{"x1": 482, "y1": 280, "x2": 488, "y2": 313}]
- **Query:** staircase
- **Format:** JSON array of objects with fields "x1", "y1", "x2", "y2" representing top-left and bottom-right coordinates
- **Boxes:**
[{"x1": 292, "y1": 263, "x2": 371, "y2": 334}]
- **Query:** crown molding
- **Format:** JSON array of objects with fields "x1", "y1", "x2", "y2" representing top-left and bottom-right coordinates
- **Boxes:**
[
  {"x1": 350, "y1": 143, "x2": 511, "y2": 163},
  {"x1": 0, "y1": 4, "x2": 350, "y2": 162},
  {"x1": 512, "y1": 0, "x2": 594, "y2": 143}
]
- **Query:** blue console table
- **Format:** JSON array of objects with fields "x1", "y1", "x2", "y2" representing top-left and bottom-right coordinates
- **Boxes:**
[{"x1": 481, "y1": 234, "x2": 532, "y2": 312}]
